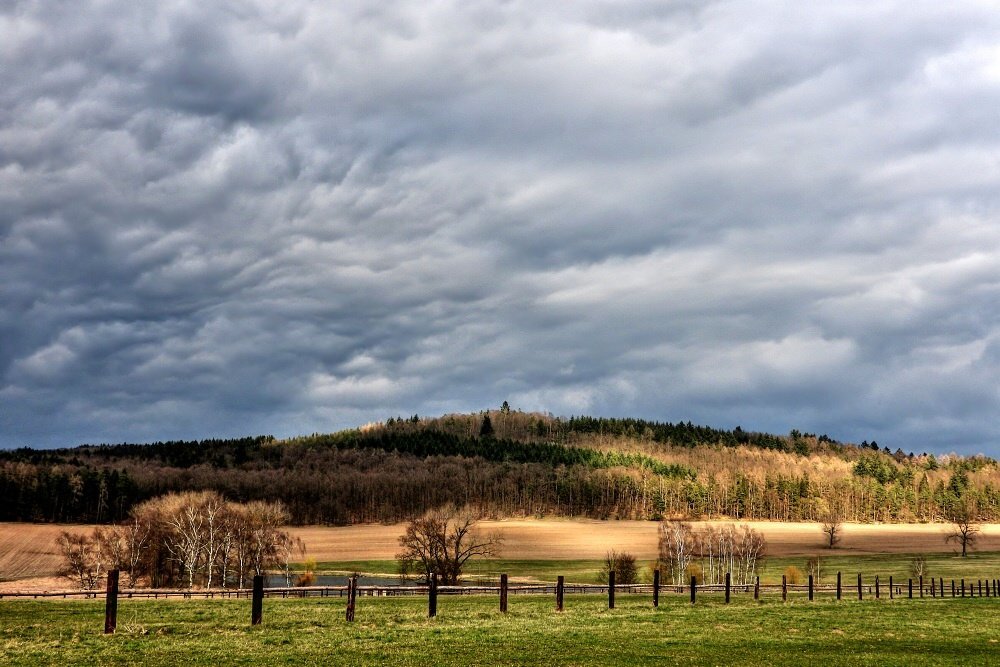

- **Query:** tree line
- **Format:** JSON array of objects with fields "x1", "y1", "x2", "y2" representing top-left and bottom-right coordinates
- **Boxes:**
[
  {"x1": 57, "y1": 491, "x2": 296, "y2": 589},
  {"x1": 3, "y1": 411, "x2": 999, "y2": 525}
]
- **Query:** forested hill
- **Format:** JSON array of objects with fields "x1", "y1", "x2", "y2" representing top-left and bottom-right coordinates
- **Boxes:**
[{"x1": 0, "y1": 410, "x2": 997, "y2": 525}]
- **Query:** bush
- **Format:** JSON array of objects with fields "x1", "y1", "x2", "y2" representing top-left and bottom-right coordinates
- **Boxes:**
[
  {"x1": 296, "y1": 557, "x2": 317, "y2": 586},
  {"x1": 600, "y1": 550, "x2": 639, "y2": 585},
  {"x1": 784, "y1": 566, "x2": 804, "y2": 585}
]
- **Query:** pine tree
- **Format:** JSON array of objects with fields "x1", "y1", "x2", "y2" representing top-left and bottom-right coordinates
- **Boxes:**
[{"x1": 479, "y1": 415, "x2": 495, "y2": 438}]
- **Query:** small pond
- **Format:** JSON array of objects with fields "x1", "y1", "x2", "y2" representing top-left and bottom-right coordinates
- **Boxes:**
[{"x1": 308, "y1": 574, "x2": 421, "y2": 587}]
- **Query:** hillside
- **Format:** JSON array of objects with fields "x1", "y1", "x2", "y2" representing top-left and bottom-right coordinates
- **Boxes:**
[{"x1": 0, "y1": 410, "x2": 997, "y2": 525}]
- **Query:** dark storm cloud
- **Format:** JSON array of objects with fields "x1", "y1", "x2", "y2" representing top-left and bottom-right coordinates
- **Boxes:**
[{"x1": 2, "y1": 1, "x2": 1000, "y2": 454}]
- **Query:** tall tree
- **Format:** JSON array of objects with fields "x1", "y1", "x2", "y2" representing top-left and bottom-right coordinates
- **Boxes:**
[{"x1": 396, "y1": 507, "x2": 502, "y2": 585}]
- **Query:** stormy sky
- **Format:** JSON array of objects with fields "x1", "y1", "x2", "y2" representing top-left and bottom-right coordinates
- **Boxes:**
[{"x1": 2, "y1": 1, "x2": 1000, "y2": 454}]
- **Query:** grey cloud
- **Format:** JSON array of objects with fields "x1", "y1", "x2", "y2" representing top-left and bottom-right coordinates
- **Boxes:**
[{"x1": 2, "y1": 1, "x2": 1000, "y2": 455}]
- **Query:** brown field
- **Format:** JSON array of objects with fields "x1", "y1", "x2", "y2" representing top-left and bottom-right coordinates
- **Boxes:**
[
  {"x1": 3, "y1": 519, "x2": 999, "y2": 591},
  {"x1": 288, "y1": 518, "x2": 1000, "y2": 562},
  {"x1": 0, "y1": 523, "x2": 89, "y2": 585}
]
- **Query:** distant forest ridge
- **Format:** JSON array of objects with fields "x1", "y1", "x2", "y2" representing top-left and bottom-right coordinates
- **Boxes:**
[{"x1": 0, "y1": 410, "x2": 996, "y2": 526}]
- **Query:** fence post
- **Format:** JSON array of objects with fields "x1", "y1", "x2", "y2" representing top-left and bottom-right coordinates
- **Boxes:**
[
  {"x1": 889, "y1": 576, "x2": 893, "y2": 600},
  {"x1": 726, "y1": 572, "x2": 731, "y2": 604},
  {"x1": 837, "y1": 572, "x2": 841, "y2": 601},
  {"x1": 875, "y1": 575, "x2": 880, "y2": 599},
  {"x1": 951, "y1": 580, "x2": 955, "y2": 597},
  {"x1": 346, "y1": 575, "x2": 357, "y2": 622},
  {"x1": 428, "y1": 573, "x2": 438, "y2": 618},
  {"x1": 609, "y1": 571, "x2": 615, "y2": 609},
  {"x1": 690, "y1": 576, "x2": 696, "y2": 604},
  {"x1": 251, "y1": 575, "x2": 263, "y2": 626},
  {"x1": 986, "y1": 578, "x2": 990, "y2": 598},
  {"x1": 806, "y1": 574, "x2": 812, "y2": 601},
  {"x1": 858, "y1": 574, "x2": 862, "y2": 601},
  {"x1": 931, "y1": 578, "x2": 935, "y2": 597},
  {"x1": 500, "y1": 573, "x2": 508, "y2": 613},
  {"x1": 908, "y1": 579, "x2": 912, "y2": 599},
  {"x1": 556, "y1": 575, "x2": 564, "y2": 612},
  {"x1": 104, "y1": 570, "x2": 119, "y2": 635},
  {"x1": 754, "y1": 575, "x2": 760, "y2": 601},
  {"x1": 782, "y1": 575, "x2": 787, "y2": 602},
  {"x1": 919, "y1": 575, "x2": 923, "y2": 598},
  {"x1": 653, "y1": 570, "x2": 660, "y2": 608}
]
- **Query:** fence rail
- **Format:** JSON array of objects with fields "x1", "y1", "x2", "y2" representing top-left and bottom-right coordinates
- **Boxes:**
[
  {"x1": 7, "y1": 569, "x2": 999, "y2": 634},
  {"x1": 2, "y1": 580, "x2": 997, "y2": 600}
]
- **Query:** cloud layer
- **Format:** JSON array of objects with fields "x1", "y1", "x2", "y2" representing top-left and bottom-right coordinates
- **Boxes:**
[{"x1": 3, "y1": 1, "x2": 1000, "y2": 454}]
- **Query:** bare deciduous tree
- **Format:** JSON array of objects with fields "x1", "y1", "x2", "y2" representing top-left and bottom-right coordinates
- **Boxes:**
[
  {"x1": 58, "y1": 493, "x2": 297, "y2": 590},
  {"x1": 657, "y1": 521, "x2": 696, "y2": 586},
  {"x1": 657, "y1": 521, "x2": 765, "y2": 586},
  {"x1": 245, "y1": 500, "x2": 291, "y2": 581},
  {"x1": 396, "y1": 506, "x2": 502, "y2": 585},
  {"x1": 945, "y1": 501, "x2": 980, "y2": 557},
  {"x1": 909, "y1": 555, "x2": 930, "y2": 579},
  {"x1": 56, "y1": 530, "x2": 105, "y2": 590},
  {"x1": 806, "y1": 556, "x2": 821, "y2": 582},
  {"x1": 163, "y1": 492, "x2": 210, "y2": 589},
  {"x1": 821, "y1": 511, "x2": 843, "y2": 549}
]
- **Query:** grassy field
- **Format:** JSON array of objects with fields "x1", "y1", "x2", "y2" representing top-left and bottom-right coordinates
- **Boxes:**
[{"x1": 2, "y1": 593, "x2": 999, "y2": 665}]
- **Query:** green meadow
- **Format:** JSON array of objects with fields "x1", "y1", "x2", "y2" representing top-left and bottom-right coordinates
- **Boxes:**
[
  {"x1": 316, "y1": 551, "x2": 1000, "y2": 586},
  {"x1": 3, "y1": 592, "x2": 999, "y2": 666}
]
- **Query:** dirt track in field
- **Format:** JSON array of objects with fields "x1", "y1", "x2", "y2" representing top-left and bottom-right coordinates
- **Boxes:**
[{"x1": 3, "y1": 519, "x2": 999, "y2": 591}]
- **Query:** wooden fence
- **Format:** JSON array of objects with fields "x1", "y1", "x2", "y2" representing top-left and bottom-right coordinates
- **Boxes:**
[{"x1": 4, "y1": 570, "x2": 999, "y2": 633}]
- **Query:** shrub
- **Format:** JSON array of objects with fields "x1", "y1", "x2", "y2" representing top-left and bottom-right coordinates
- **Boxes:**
[
  {"x1": 600, "y1": 550, "x2": 639, "y2": 585},
  {"x1": 296, "y1": 557, "x2": 318, "y2": 587},
  {"x1": 784, "y1": 566, "x2": 804, "y2": 585}
]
